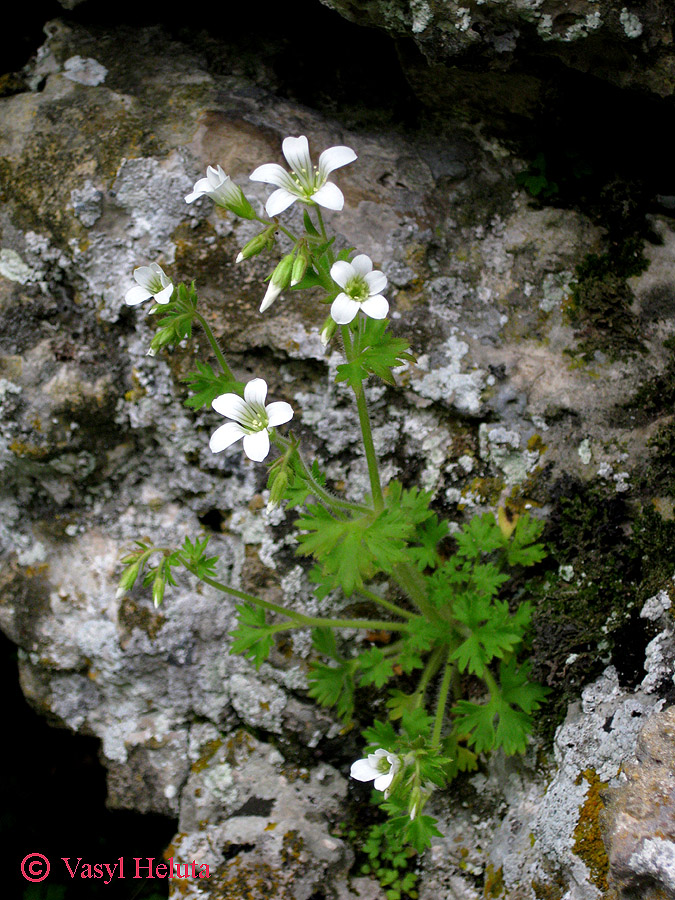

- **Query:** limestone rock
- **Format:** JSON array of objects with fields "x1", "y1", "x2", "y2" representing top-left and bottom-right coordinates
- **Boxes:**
[{"x1": 603, "y1": 706, "x2": 675, "y2": 899}]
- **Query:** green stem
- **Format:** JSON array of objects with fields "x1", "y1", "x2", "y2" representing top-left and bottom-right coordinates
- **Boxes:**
[
  {"x1": 413, "y1": 646, "x2": 445, "y2": 708},
  {"x1": 391, "y1": 560, "x2": 439, "y2": 622},
  {"x1": 358, "y1": 587, "x2": 414, "y2": 619},
  {"x1": 431, "y1": 653, "x2": 454, "y2": 749},
  {"x1": 194, "y1": 313, "x2": 236, "y2": 381},
  {"x1": 255, "y1": 214, "x2": 298, "y2": 244},
  {"x1": 299, "y1": 615, "x2": 410, "y2": 632},
  {"x1": 341, "y1": 325, "x2": 384, "y2": 511},
  {"x1": 179, "y1": 560, "x2": 310, "y2": 622},
  {"x1": 181, "y1": 558, "x2": 409, "y2": 632},
  {"x1": 274, "y1": 434, "x2": 371, "y2": 514}
]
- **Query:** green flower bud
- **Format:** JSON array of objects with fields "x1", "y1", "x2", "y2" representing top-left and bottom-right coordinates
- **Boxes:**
[
  {"x1": 291, "y1": 244, "x2": 310, "y2": 286},
  {"x1": 319, "y1": 316, "x2": 337, "y2": 347},
  {"x1": 152, "y1": 570, "x2": 166, "y2": 608},
  {"x1": 236, "y1": 225, "x2": 276, "y2": 263},
  {"x1": 267, "y1": 469, "x2": 289, "y2": 511},
  {"x1": 116, "y1": 561, "x2": 140, "y2": 599},
  {"x1": 260, "y1": 252, "x2": 295, "y2": 313}
]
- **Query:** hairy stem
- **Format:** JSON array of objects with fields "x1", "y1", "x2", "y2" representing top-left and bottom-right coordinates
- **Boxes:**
[
  {"x1": 194, "y1": 313, "x2": 236, "y2": 382},
  {"x1": 358, "y1": 587, "x2": 414, "y2": 619},
  {"x1": 431, "y1": 653, "x2": 454, "y2": 748},
  {"x1": 274, "y1": 434, "x2": 371, "y2": 514},
  {"x1": 341, "y1": 325, "x2": 384, "y2": 511}
]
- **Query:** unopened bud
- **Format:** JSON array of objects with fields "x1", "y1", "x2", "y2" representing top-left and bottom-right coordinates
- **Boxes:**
[
  {"x1": 290, "y1": 244, "x2": 309, "y2": 286},
  {"x1": 320, "y1": 316, "x2": 337, "y2": 347},
  {"x1": 260, "y1": 253, "x2": 294, "y2": 313},
  {"x1": 116, "y1": 561, "x2": 140, "y2": 598},
  {"x1": 267, "y1": 470, "x2": 289, "y2": 511},
  {"x1": 152, "y1": 570, "x2": 166, "y2": 608},
  {"x1": 236, "y1": 225, "x2": 276, "y2": 263}
]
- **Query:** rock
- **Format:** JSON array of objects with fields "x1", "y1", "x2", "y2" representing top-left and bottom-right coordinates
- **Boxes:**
[
  {"x1": 603, "y1": 706, "x2": 675, "y2": 899},
  {"x1": 2, "y1": 13, "x2": 675, "y2": 900},
  {"x1": 320, "y1": 0, "x2": 675, "y2": 102}
]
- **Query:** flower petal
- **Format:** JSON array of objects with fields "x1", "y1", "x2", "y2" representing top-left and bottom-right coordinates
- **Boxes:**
[
  {"x1": 260, "y1": 280, "x2": 283, "y2": 313},
  {"x1": 209, "y1": 421, "x2": 245, "y2": 453},
  {"x1": 374, "y1": 771, "x2": 395, "y2": 792},
  {"x1": 330, "y1": 260, "x2": 354, "y2": 290},
  {"x1": 249, "y1": 163, "x2": 292, "y2": 187},
  {"x1": 212, "y1": 392, "x2": 249, "y2": 422},
  {"x1": 361, "y1": 295, "x2": 389, "y2": 320},
  {"x1": 133, "y1": 265, "x2": 156, "y2": 288},
  {"x1": 185, "y1": 177, "x2": 211, "y2": 203},
  {"x1": 311, "y1": 182, "x2": 344, "y2": 211},
  {"x1": 244, "y1": 378, "x2": 268, "y2": 407},
  {"x1": 282, "y1": 135, "x2": 312, "y2": 179},
  {"x1": 265, "y1": 188, "x2": 298, "y2": 218},
  {"x1": 243, "y1": 429, "x2": 270, "y2": 462},
  {"x1": 350, "y1": 759, "x2": 377, "y2": 782},
  {"x1": 365, "y1": 269, "x2": 387, "y2": 295},
  {"x1": 154, "y1": 283, "x2": 174, "y2": 304},
  {"x1": 125, "y1": 285, "x2": 151, "y2": 305},
  {"x1": 318, "y1": 145, "x2": 357, "y2": 177},
  {"x1": 265, "y1": 401, "x2": 293, "y2": 427},
  {"x1": 351, "y1": 254, "x2": 373, "y2": 277},
  {"x1": 207, "y1": 165, "x2": 226, "y2": 187},
  {"x1": 331, "y1": 293, "x2": 359, "y2": 325}
]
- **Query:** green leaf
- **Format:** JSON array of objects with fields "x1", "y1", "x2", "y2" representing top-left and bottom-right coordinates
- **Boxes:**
[
  {"x1": 404, "y1": 815, "x2": 443, "y2": 853},
  {"x1": 450, "y1": 594, "x2": 528, "y2": 676},
  {"x1": 358, "y1": 647, "x2": 395, "y2": 688},
  {"x1": 408, "y1": 513, "x2": 449, "y2": 570},
  {"x1": 505, "y1": 514, "x2": 547, "y2": 567},
  {"x1": 303, "y1": 209, "x2": 320, "y2": 236},
  {"x1": 295, "y1": 504, "x2": 414, "y2": 596},
  {"x1": 182, "y1": 361, "x2": 243, "y2": 410},
  {"x1": 229, "y1": 604, "x2": 276, "y2": 669},
  {"x1": 454, "y1": 513, "x2": 505, "y2": 558},
  {"x1": 386, "y1": 689, "x2": 420, "y2": 721},
  {"x1": 312, "y1": 626, "x2": 339, "y2": 659},
  {"x1": 283, "y1": 458, "x2": 327, "y2": 509},
  {"x1": 452, "y1": 659, "x2": 548, "y2": 754},
  {"x1": 336, "y1": 319, "x2": 415, "y2": 390},
  {"x1": 307, "y1": 659, "x2": 356, "y2": 721}
]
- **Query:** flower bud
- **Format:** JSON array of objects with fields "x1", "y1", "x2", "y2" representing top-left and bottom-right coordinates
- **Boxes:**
[
  {"x1": 267, "y1": 469, "x2": 288, "y2": 511},
  {"x1": 236, "y1": 225, "x2": 276, "y2": 263},
  {"x1": 290, "y1": 244, "x2": 310, "y2": 286},
  {"x1": 260, "y1": 253, "x2": 295, "y2": 313},
  {"x1": 116, "y1": 561, "x2": 140, "y2": 599},
  {"x1": 319, "y1": 316, "x2": 337, "y2": 347},
  {"x1": 152, "y1": 571, "x2": 166, "y2": 608}
]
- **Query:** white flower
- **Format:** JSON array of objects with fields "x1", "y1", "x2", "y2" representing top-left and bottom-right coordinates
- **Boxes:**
[
  {"x1": 185, "y1": 165, "x2": 255, "y2": 218},
  {"x1": 350, "y1": 749, "x2": 400, "y2": 795},
  {"x1": 250, "y1": 135, "x2": 356, "y2": 218},
  {"x1": 125, "y1": 263, "x2": 173, "y2": 306},
  {"x1": 209, "y1": 378, "x2": 293, "y2": 462},
  {"x1": 330, "y1": 254, "x2": 388, "y2": 324}
]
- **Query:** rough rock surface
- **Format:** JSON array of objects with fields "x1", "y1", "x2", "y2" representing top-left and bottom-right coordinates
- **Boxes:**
[
  {"x1": 1, "y1": 12, "x2": 675, "y2": 900},
  {"x1": 320, "y1": 0, "x2": 675, "y2": 100}
]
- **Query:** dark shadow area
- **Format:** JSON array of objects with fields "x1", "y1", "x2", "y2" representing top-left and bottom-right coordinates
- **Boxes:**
[{"x1": 1, "y1": 630, "x2": 176, "y2": 900}]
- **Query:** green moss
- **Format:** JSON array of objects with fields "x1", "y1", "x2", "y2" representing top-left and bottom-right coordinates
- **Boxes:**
[
  {"x1": 564, "y1": 236, "x2": 648, "y2": 362},
  {"x1": 483, "y1": 864, "x2": 505, "y2": 898}
]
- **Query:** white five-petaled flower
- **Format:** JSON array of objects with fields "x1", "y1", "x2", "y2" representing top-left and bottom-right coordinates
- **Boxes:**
[
  {"x1": 125, "y1": 263, "x2": 174, "y2": 306},
  {"x1": 250, "y1": 135, "x2": 357, "y2": 218},
  {"x1": 330, "y1": 254, "x2": 389, "y2": 325},
  {"x1": 350, "y1": 749, "x2": 400, "y2": 796},
  {"x1": 209, "y1": 378, "x2": 293, "y2": 462},
  {"x1": 185, "y1": 165, "x2": 255, "y2": 218}
]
